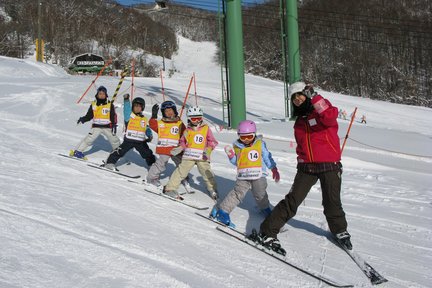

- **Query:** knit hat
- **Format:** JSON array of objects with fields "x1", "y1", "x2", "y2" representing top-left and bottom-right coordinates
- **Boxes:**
[
  {"x1": 95, "y1": 86, "x2": 108, "y2": 98},
  {"x1": 289, "y1": 81, "x2": 306, "y2": 99}
]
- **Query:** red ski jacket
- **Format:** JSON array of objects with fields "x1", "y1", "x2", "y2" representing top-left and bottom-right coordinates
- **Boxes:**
[{"x1": 294, "y1": 95, "x2": 341, "y2": 163}]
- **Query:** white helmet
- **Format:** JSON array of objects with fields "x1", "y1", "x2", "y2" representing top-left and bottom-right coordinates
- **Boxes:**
[
  {"x1": 289, "y1": 81, "x2": 306, "y2": 98},
  {"x1": 187, "y1": 106, "x2": 203, "y2": 117}
]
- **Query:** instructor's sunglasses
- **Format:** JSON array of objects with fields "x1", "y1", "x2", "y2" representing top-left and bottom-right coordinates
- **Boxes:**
[{"x1": 239, "y1": 134, "x2": 255, "y2": 141}]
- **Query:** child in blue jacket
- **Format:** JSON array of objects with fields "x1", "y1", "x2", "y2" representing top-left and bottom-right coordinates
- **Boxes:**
[
  {"x1": 123, "y1": 93, "x2": 153, "y2": 141},
  {"x1": 211, "y1": 120, "x2": 280, "y2": 226}
]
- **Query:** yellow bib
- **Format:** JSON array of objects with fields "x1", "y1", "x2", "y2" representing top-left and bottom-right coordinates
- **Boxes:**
[
  {"x1": 125, "y1": 113, "x2": 148, "y2": 141},
  {"x1": 235, "y1": 139, "x2": 263, "y2": 180},
  {"x1": 183, "y1": 125, "x2": 209, "y2": 160},
  {"x1": 92, "y1": 101, "x2": 111, "y2": 125},
  {"x1": 157, "y1": 120, "x2": 182, "y2": 147}
]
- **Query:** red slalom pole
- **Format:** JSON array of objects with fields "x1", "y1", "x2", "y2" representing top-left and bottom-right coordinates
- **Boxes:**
[
  {"x1": 179, "y1": 76, "x2": 194, "y2": 118},
  {"x1": 193, "y1": 72, "x2": 197, "y2": 105},
  {"x1": 160, "y1": 69, "x2": 166, "y2": 101},
  {"x1": 76, "y1": 58, "x2": 112, "y2": 104},
  {"x1": 341, "y1": 107, "x2": 357, "y2": 155}
]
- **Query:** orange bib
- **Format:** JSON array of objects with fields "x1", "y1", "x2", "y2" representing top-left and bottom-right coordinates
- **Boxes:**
[{"x1": 157, "y1": 120, "x2": 182, "y2": 147}]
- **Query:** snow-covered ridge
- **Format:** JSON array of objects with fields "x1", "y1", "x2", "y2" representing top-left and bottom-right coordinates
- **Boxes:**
[{"x1": 0, "y1": 55, "x2": 69, "y2": 79}]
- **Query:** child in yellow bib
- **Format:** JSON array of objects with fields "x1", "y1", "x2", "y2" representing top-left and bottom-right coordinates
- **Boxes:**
[
  {"x1": 104, "y1": 97, "x2": 156, "y2": 170},
  {"x1": 72, "y1": 86, "x2": 120, "y2": 159},
  {"x1": 163, "y1": 106, "x2": 218, "y2": 200},
  {"x1": 210, "y1": 120, "x2": 280, "y2": 227}
]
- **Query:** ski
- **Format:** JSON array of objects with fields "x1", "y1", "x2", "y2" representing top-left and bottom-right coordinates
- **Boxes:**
[
  {"x1": 335, "y1": 239, "x2": 388, "y2": 285},
  {"x1": 146, "y1": 187, "x2": 208, "y2": 210},
  {"x1": 57, "y1": 153, "x2": 97, "y2": 165},
  {"x1": 126, "y1": 179, "x2": 193, "y2": 195},
  {"x1": 216, "y1": 226, "x2": 354, "y2": 288},
  {"x1": 57, "y1": 153, "x2": 90, "y2": 163},
  {"x1": 87, "y1": 163, "x2": 141, "y2": 179},
  {"x1": 195, "y1": 211, "x2": 237, "y2": 229},
  {"x1": 127, "y1": 180, "x2": 209, "y2": 210},
  {"x1": 195, "y1": 211, "x2": 291, "y2": 233}
]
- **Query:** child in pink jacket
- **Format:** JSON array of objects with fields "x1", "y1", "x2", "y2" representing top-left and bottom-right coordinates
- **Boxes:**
[{"x1": 163, "y1": 106, "x2": 218, "y2": 200}]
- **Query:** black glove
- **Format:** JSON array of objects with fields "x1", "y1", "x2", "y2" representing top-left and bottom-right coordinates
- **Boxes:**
[
  {"x1": 112, "y1": 124, "x2": 117, "y2": 135},
  {"x1": 77, "y1": 117, "x2": 84, "y2": 124},
  {"x1": 145, "y1": 135, "x2": 153, "y2": 143},
  {"x1": 151, "y1": 104, "x2": 159, "y2": 119}
]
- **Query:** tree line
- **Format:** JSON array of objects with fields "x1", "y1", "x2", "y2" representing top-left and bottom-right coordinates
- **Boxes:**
[
  {"x1": 1, "y1": 0, "x2": 431, "y2": 107},
  {"x1": 241, "y1": 0, "x2": 432, "y2": 107},
  {"x1": 0, "y1": 0, "x2": 177, "y2": 76}
]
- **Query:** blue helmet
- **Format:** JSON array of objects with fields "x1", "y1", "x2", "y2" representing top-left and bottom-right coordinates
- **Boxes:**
[{"x1": 161, "y1": 100, "x2": 178, "y2": 117}]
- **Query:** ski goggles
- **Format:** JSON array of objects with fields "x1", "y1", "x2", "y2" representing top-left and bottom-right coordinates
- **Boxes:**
[
  {"x1": 239, "y1": 134, "x2": 255, "y2": 141},
  {"x1": 189, "y1": 117, "x2": 202, "y2": 122}
]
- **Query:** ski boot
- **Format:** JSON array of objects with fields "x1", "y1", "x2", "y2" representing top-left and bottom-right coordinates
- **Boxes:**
[
  {"x1": 334, "y1": 231, "x2": 352, "y2": 250},
  {"x1": 162, "y1": 186, "x2": 183, "y2": 200},
  {"x1": 147, "y1": 178, "x2": 162, "y2": 187},
  {"x1": 208, "y1": 189, "x2": 218, "y2": 200},
  {"x1": 209, "y1": 206, "x2": 218, "y2": 219},
  {"x1": 102, "y1": 163, "x2": 117, "y2": 171},
  {"x1": 210, "y1": 208, "x2": 235, "y2": 228},
  {"x1": 215, "y1": 209, "x2": 230, "y2": 225},
  {"x1": 181, "y1": 179, "x2": 194, "y2": 194},
  {"x1": 248, "y1": 229, "x2": 286, "y2": 256},
  {"x1": 70, "y1": 150, "x2": 87, "y2": 160}
]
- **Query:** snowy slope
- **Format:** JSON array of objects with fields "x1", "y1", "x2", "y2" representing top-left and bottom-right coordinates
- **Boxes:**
[{"x1": 0, "y1": 37, "x2": 431, "y2": 288}]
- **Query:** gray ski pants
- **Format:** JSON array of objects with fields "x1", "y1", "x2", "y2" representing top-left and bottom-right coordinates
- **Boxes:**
[
  {"x1": 146, "y1": 154, "x2": 182, "y2": 181},
  {"x1": 219, "y1": 177, "x2": 270, "y2": 214},
  {"x1": 76, "y1": 127, "x2": 120, "y2": 152}
]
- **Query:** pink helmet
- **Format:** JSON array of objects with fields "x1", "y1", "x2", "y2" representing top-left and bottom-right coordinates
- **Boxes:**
[{"x1": 237, "y1": 120, "x2": 256, "y2": 134}]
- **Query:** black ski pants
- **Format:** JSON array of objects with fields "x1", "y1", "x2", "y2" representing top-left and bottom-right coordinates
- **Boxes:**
[
  {"x1": 260, "y1": 168, "x2": 347, "y2": 238},
  {"x1": 106, "y1": 139, "x2": 156, "y2": 167}
]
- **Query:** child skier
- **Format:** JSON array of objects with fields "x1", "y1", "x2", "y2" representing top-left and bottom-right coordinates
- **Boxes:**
[
  {"x1": 163, "y1": 106, "x2": 218, "y2": 199},
  {"x1": 71, "y1": 86, "x2": 120, "y2": 159},
  {"x1": 103, "y1": 97, "x2": 156, "y2": 170},
  {"x1": 123, "y1": 93, "x2": 153, "y2": 140},
  {"x1": 210, "y1": 120, "x2": 280, "y2": 226},
  {"x1": 146, "y1": 100, "x2": 192, "y2": 188}
]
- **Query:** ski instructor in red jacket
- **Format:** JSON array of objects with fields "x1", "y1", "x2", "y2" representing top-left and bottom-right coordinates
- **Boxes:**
[{"x1": 249, "y1": 81, "x2": 352, "y2": 255}]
